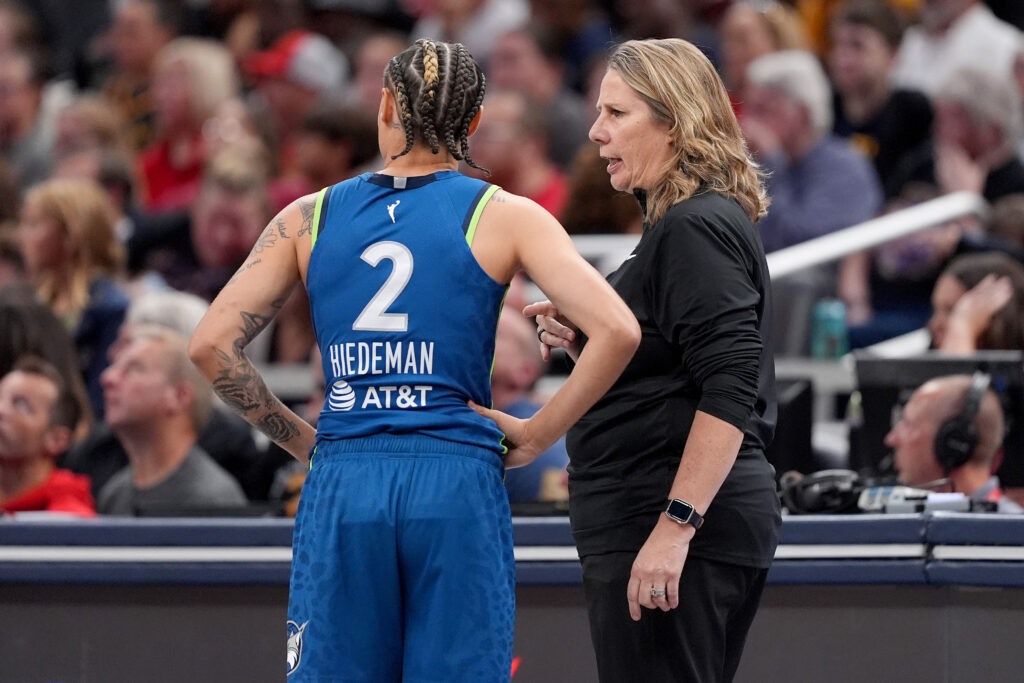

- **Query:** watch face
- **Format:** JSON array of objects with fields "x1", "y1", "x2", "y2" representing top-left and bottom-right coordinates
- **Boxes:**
[{"x1": 666, "y1": 499, "x2": 702, "y2": 528}]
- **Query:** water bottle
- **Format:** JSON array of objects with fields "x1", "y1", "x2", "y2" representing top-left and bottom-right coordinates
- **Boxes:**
[{"x1": 810, "y1": 299, "x2": 849, "y2": 359}]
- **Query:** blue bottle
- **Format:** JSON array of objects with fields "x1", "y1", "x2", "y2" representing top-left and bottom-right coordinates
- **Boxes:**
[{"x1": 811, "y1": 299, "x2": 849, "y2": 359}]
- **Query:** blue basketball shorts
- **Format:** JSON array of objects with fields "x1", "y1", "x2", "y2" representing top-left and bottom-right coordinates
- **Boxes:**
[{"x1": 286, "y1": 435, "x2": 515, "y2": 682}]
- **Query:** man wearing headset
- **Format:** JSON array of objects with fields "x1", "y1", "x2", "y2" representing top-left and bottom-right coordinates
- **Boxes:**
[{"x1": 885, "y1": 372, "x2": 1022, "y2": 513}]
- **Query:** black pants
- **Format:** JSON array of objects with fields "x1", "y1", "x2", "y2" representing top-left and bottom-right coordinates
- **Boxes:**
[{"x1": 581, "y1": 552, "x2": 769, "y2": 683}]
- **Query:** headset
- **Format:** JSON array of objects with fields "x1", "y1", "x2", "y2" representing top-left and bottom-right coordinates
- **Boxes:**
[
  {"x1": 779, "y1": 469, "x2": 863, "y2": 514},
  {"x1": 933, "y1": 371, "x2": 991, "y2": 473}
]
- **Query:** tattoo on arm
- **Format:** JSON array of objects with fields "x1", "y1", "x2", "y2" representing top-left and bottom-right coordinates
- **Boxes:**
[
  {"x1": 257, "y1": 413, "x2": 300, "y2": 441},
  {"x1": 227, "y1": 201, "x2": 311, "y2": 285},
  {"x1": 297, "y1": 197, "x2": 316, "y2": 237},
  {"x1": 226, "y1": 259, "x2": 261, "y2": 286},
  {"x1": 210, "y1": 298, "x2": 302, "y2": 443}
]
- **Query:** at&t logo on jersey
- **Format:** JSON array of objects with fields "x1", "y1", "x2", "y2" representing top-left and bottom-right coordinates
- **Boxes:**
[
  {"x1": 286, "y1": 620, "x2": 308, "y2": 676},
  {"x1": 327, "y1": 380, "x2": 356, "y2": 412}
]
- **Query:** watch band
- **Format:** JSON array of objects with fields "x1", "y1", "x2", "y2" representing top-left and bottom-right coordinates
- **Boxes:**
[{"x1": 664, "y1": 498, "x2": 704, "y2": 530}]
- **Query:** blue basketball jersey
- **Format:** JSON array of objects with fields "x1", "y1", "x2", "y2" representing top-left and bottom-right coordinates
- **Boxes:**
[{"x1": 306, "y1": 170, "x2": 508, "y2": 454}]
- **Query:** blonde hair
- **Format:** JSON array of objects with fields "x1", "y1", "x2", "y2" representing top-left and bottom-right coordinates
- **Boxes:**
[
  {"x1": 59, "y1": 94, "x2": 131, "y2": 155},
  {"x1": 154, "y1": 38, "x2": 239, "y2": 126},
  {"x1": 24, "y1": 179, "x2": 124, "y2": 317},
  {"x1": 607, "y1": 39, "x2": 769, "y2": 225}
]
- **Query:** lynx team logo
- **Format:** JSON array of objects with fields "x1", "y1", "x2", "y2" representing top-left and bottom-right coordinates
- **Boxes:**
[
  {"x1": 327, "y1": 379, "x2": 356, "y2": 412},
  {"x1": 286, "y1": 620, "x2": 308, "y2": 676}
]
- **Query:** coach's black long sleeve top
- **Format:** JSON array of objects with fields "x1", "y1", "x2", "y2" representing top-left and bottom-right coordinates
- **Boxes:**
[{"x1": 566, "y1": 189, "x2": 781, "y2": 568}]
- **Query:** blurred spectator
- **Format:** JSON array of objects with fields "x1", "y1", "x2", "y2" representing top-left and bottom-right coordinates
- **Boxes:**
[
  {"x1": 892, "y1": 65, "x2": 1024, "y2": 203},
  {"x1": 0, "y1": 357, "x2": 95, "y2": 517},
  {"x1": 0, "y1": 295, "x2": 93, "y2": 438},
  {"x1": 885, "y1": 373, "x2": 1021, "y2": 512},
  {"x1": 928, "y1": 251, "x2": 1024, "y2": 353},
  {"x1": 157, "y1": 142, "x2": 315, "y2": 364},
  {"x1": 743, "y1": 50, "x2": 882, "y2": 252},
  {"x1": 350, "y1": 31, "x2": 408, "y2": 114},
  {"x1": 296, "y1": 100, "x2": 378, "y2": 190},
  {"x1": 101, "y1": 0, "x2": 180, "y2": 151},
  {"x1": 829, "y1": 0, "x2": 934, "y2": 198},
  {"x1": 488, "y1": 26, "x2": 591, "y2": 169},
  {"x1": 743, "y1": 50, "x2": 882, "y2": 355},
  {"x1": 936, "y1": 65, "x2": 1024, "y2": 201},
  {"x1": 410, "y1": 0, "x2": 528, "y2": 67},
  {"x1": 139, "y1": 38, "x2": 239, "y2": 212},
  {"x1": 719, "y1": 0, "x2": 808, "y2": 115},
  {"x1": 492, "y1": 307, "x2": 569, "y2": 503},
  {"x1": 890, "y1": 0, "x2": 1021, "y2": 99},
  {"x1": 53, "y1": 94, "x2": 132, "y2": 167},
  {"x1": 0, "y1": 49, "x2": 55, "y2": 186},
  {"x1": 96, "y1": 325, "x2": 247, "y2": 515},
  {"x1": 16, "y1": 179, "x2": 130, "y2": 417},
  {"x1": 467, "y1": 89, "x2": 568, "y2": 218},
  {"x1": 63, "y1": 291, "x2": 263, "y2": 500},
  {"x1": 560, "y1": 144, "x2": 642, "y2": 235},
  {"x1": 243, "y1": 30, "x2": 349, "y2": 208},
  {"x1": 49, "y1": 144, "x2": 199, "y2": 288},
  {"x1": 162, "y1": 143, "x2": 270, "y2": 301},
  {"x1": 0, "y1": 1, "x2": 41, "y2": 56}
]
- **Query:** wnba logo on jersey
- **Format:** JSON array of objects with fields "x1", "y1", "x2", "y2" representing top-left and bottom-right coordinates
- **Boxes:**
[
  {"x1": 327, "y1": 379, "x2": 357, "y2": 412},
  {"x1": 286, "y1": 620, "x2": 308, "y2": 676}
]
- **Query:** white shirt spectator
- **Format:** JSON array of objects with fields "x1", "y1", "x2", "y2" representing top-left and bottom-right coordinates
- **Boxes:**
[
  {"x1": 410, "y1": 0, "x2": 528, "y2": 67},
  {"x1": 891, "y1": 3, "x2": 1021, "y2": 98}
]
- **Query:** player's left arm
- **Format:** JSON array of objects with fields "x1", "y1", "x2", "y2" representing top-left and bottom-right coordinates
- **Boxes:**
[{"x1": 189, "y1": 195, "x2": 318, "y2": 465}]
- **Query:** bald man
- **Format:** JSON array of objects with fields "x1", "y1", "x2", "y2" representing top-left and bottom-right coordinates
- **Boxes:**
[{"x1": 885, "y1": 373, "x2": 1021, "y2": 513}]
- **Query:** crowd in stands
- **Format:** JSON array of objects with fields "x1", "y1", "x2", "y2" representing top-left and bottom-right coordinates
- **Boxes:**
[{"x1": 2, "y1": 0, "x2": 1024, "y2": 517}]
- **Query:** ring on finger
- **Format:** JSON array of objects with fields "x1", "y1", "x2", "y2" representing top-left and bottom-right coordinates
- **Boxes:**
[
  {"x1": 650, "y1": 587, "x2": 666, "y2": 598},
  {"x1": 537, "y1": 328, "x2": 545, "y2": 343}
]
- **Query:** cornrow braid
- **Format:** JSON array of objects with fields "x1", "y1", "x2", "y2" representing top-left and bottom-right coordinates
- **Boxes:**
[
  {"x1": 458, "y1": 72, "x2": 488, "y2": 173},
  {"x1": 442, "y1": 43, "x2": 466, "y2": 160},
  {"x1": 418, "y1": 39, "x2": 441, "y2": 154},
  {"x1": 387, "y1": 57, "x2": 415, "y2": 160}
]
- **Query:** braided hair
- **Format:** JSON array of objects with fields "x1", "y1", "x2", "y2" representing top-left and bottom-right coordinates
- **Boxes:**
[{"x1": 384, "y1": 39, "x2": 488, "y2": 173}]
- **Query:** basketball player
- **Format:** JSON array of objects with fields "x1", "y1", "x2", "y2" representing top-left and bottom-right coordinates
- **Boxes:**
[{"x1": 189, "y1": 39, "x2": 640, "y2": 681}]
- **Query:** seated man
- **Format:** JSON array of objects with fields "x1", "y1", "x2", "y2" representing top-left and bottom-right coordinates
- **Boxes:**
[
  {"x1": 885, "y1": 372, "x2": 1021, "y2": 512},
  {"x1": 61, "y1": 290, "x2": 262, "y2": 500},
  {"x1": 96, "y1": 325, "x2": 247, "y2": 514},
  {"x1": 0, "y1": 357, "x2": 95, "y2": 516}
]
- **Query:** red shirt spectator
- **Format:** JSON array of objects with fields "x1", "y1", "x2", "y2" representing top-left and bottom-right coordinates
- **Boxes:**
[{"x1": 1, "y1": 468, "x2": 95, "y2": 517}]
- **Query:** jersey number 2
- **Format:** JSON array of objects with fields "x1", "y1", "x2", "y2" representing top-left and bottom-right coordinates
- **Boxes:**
[{"x1": 353, "y1": 241, "x2": 413, "y2": 332}]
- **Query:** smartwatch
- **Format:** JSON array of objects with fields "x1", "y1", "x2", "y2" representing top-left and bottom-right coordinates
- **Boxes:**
[{"x1": 664, "y1": 499, "x2": 704, "y2": 530}]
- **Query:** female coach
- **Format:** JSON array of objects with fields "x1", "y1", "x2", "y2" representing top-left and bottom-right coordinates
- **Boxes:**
[
  {"x1": 189, "y1": 39, "x2": 639, "y2": 682},
  {"x1": 487, "y1": 38, "x2": 783, "y2": 682}
]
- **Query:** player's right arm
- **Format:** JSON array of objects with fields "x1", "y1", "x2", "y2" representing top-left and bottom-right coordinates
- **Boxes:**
[{"x1": 469, "y1": 191, "x2": 640, "y2": 467}]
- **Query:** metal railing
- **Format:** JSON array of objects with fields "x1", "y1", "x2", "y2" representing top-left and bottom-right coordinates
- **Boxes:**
[{"x1": 766, "y1": 191, "x2": 989, "y2": 279}]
